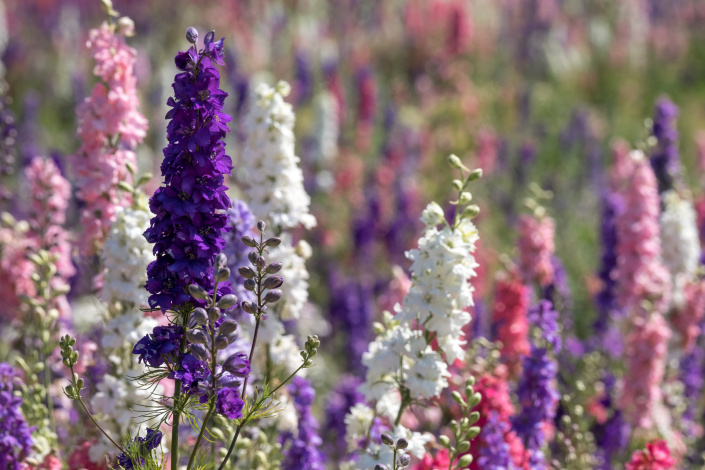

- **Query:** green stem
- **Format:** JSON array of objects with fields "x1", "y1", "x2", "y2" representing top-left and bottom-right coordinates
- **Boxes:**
[
  {"x1": 394, "y1": 395, "x2": 409, "y2": 427},
  {"x1": 171, "y1": 312, "x2": 188, "y2": 470},
  {"x1": 393, "y1": 448, "x2": 398, "y2": 470},
  {"x1": 186, "y1": 405, "x2": 215, "y2": 470}
]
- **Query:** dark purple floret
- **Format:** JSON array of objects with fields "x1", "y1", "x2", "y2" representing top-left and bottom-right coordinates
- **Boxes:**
[
  {"x1": 169, "y1": 353, "x2": 209, "y2": 394},
  {"x1": 143, "y1": 33, "x2": 233, "y2": 313},
  {"x1": 650, "y1": 97, "x2": 680, "y2": 193},
  {"x1": 280, "y1": 377, "x2": 325, "y2": 470},
  {"x1": 132, "y1": 325, "x2": 183, "y2": 368},
  {"x1": 216, "y1": 387, "x2": 245, "y2": 420},
  {"x1": 527, "y1": 299, "x2": 561, "y2": 352}
]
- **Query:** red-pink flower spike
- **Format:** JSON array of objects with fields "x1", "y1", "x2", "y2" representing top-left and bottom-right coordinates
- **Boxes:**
[
  {"x1": 614, "y1": 151, "x2": 671, "y2": 313},
  {"x1": 491, "y1": 272, "x2": 530, "y2": 376},
  {"x1": 516, "y1": 213, "x2": 555, "y2": 287},
  {"x1": 620, "y1": 313, "x2": 671, "y2": 431},
  {"x1": 70, "y1": 22, "x2": 148, "y2": 255},
  {"x1": 626, "y1": 439, "x2": 675, "y2": 470}
]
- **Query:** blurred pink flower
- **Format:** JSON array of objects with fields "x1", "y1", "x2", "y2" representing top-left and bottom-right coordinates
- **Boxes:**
[
  {"x1": 516, "y1": 214, "x2": 555, "y2": 287},
  {"x1": 672, "y1": 279, "x2": 705, "y2": 352},
  {"x1": 626, "y1": 439, "x2": 675, "y2": 470},
  {"x1": 491, "y1": 272, "x2": 530, "y2": 376},
  {"x1": 620, "y1": 313, "x2": 670, "y2": 431}
]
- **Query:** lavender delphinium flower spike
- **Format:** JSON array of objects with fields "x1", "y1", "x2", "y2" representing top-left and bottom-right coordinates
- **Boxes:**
[
  {"x1": 143, "y1": 29, "x2": 234, "y2": 312},
  {"x1": 650, "y1": 97, "x2": 680, "y2": 193},
  {"x1": 478, "y1": 411, "x2": 514, "y2": 469},
  {"x1": 280, "y1": 377, "x2": 325, "y2": 469},
  {"x1": 0, "y1": 363, "x2": 34, "y2": 470}
]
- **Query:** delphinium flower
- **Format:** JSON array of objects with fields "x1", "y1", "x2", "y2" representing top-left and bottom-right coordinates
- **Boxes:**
[
  {"x1": 516, "y1": 212, "x2": 555, "y2": 288},
  {"x1": 348, "y1": 157, "x2": 482, "y2": 468},
  {"x1": 593, "y1": 190, "x2": 624, "y2": 349},
  {"x1": 143, "y1": 30, "x2": 233, "y2": 312},
  {"x1": 625, "y1": 439, "x2": 675, "y2": 470},
  {"x1": 0, "y1": 215, "x2": 34, "y2": 318},
  {"x1": 649, "y1": 97, "x2": 680, "y2": 194},
  {"x1": 660, "y1": 190, "x2": 701, "y2": 315},
  {"x1": 69, "y1": 16, "x2": 148, "y2": 254},
  {"x1": 324, "y1": 375, "x2": 365, "y2": 459},
  {"x1": 614, "y1": 150, "x2": 671, "y2": 313},
  {"x1": 620, "y1": 313, "x2": 670, "y2": 432},
  {"x1": 491, "y1": 270, "x2": 530, "y2": 376},
  {"x1": 116, "y1": 428, "x2": 163, "y2": 470},
  {"x1": 478, "y1": 411, "x2": 515, "y2": 469},
  {"x1": 279, "y1": 377, "x2": 325, "y2": 469},
  {"x1": 0, "y1": 363, "x2": 34, "y2": 470},
  {"x1": 512, "y1": 301, "x2": 561, "y2": 470},
  {"x1": 671, "y1": 279, "x2": 705, "y2": 352},
  {"x1": 678, "y1": 345, "x2": 703, "y2": 439},
  {"x1": 328, "y1": 275, "x2": 374, "y2": 375}
]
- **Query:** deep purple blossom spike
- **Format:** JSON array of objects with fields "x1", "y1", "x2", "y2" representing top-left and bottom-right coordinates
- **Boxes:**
[
  {"x1": 0, "y1": 363, "x2": 34, "y2": 470},
  {"x1": 280, "y1": 377, "x2": 325, "y2": 469},
  {"x1": 650, "y1": 97, "x2": 680, "y2": 193},
  {"x1": 144, "y1": 31, "x2": 233, "y2": 312}
]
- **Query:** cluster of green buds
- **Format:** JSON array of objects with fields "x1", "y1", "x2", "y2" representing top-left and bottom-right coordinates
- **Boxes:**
[
  {"x1": 14, "y1": 356, "x2": 57, "y2": 462},
  {"x1": 523, "y1": 182, "x2": 553, "y2": 219},
  {"x1": 300, "y1": 335, "x2": 320, "y2": 368},
  {"x1": 439, "y1": 377, "x2": 482, "y2": 469},
  {"x1": 118, "y1": 162, "x2": 152, "y2": 210},
  {"x1": 230, "y1": 426, "x2": 282, "y2": 470},
  {"x1": 551, "y1": 393, "x2": 597, "y2": 469},
  {"x1": 59, "y1": 334, "x2": 83, "y2": 399},
  {"x1": 239, "y1": 220, "x2": 284, "y2": 320},
  {"x1": 375, "y1": 433, "x2": 411, "y2": 470},
  {"x1": 22, "y1": 250, "x2": 68, "y2": 325},
  {"x1": 447, "y1": 154, "x2": 482, "y2": 224}
]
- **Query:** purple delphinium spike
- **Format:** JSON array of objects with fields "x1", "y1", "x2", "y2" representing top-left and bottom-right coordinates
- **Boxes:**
[
  {"x1": 512, "y1": 300, "x2": 560, "y2": 470},
  {"x1": 592, "y1": 191, "x2": 624, "y2": 354},
  {"x1": 324, "y1": 375, "x2": 365, "y2": 458},
  {"x1": 592, "y1": 374, "x2": 630, "y2": 470},
  {"x1": 280, "y1": 377, "x2": 325, "y2": 469},
  {"x1": 143, "y1": 31, "x2": 233, "y2": 312},
  {"x1": 328, "y1": 275, "x2": 373, "y2": 375},
  {"x1": 650, "y1": 97, "x2": 680, "y2": 193},
  {"x1": 679, "y1": 345, "x2": 704, "y2": 435},
  {"x1": 0, "y1": 363, "x2": 34, "y2": 470},
  {"x1": 543, "y1": 256, "x2": 573, "y2": 332},
  {"x1": 479, "y1": 411, "x2": 514, "y2": 469}
]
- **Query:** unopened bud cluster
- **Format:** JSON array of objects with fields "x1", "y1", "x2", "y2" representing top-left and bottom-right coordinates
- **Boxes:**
[
  {"x1": 238, "y1": 220, "x2": 284, "y2": 319},
  {"x1": 447, "y1": 154, "x2": 482, "y2": 223},
  {"x1": 59, "y1": 335, "x2": 85, "y2": 400},
  {"x1": 439, "y1": 376, "x2": 482, "y2": 469},
  {"x1": 300, "y1": 335, "x2": 321, "y2": 368},
  {"x1": 376, "y1": 433, "x2": 412, "y2": 469}
]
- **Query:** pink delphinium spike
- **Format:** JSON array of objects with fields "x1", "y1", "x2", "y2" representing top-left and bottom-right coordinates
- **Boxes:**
[
  {"x1": 620, "y1": 313, "x2": 671, "y2": 431},
  {"x1": 491, "y1": 271, "x2": 530, "y2": 376},
  {"x1": 516, "y1": 213, "x2": 556, "y2": 287},
  {"x1": 614, "y1": 151, "x2": 671, "y2": 313},
  {"x1": 25, "y1": 157, "x2": 75, "y2": 282},
  {"x1": 70, "y1": 22, "x2": 147, "y2": 255}
]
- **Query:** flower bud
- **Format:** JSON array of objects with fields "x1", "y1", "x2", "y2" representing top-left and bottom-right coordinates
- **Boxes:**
[
  {"x1": 457, "y1": 440, "x2": 471, "y2": 453},
  {"x1": 216, "y1": 267, "x2": 230, "y2": 283},
  {"x1": 396, "y1": 438, "x2": 408, "y2": 449},
  {"x1": 186, "y1": 27, "x2": 199, "y2": 44},
  {"x1": 380, "y1": 433, "x2": 394, "y2": 446},
  {"x1": 214, "y1": 335, "x2": 229, "y2": 350},
  {"x1": 190, "y1": 344, "x2": 209, "y2": 362},
  {"x1": 461, "y1": 205, "x2": 480, "y2": 219},
  {"x1": 458, "y1": 191, "x2": 473, "y2": 205},
  {"x1": 398, "y1": 454, "x2": 411, "y2": 467},
  {"x1": 241, "y1": 236, "x2": 257, "y2": 247},
  {"x1": 188, "y1": 284, "x2": 207, "y2": 300},
  {"x1": 215, "y1": 252, "x2": 227, "y2": 268},
  {"x1": 263, "y1": 275, "x2": 283, "y2": 289},
  {"x1": 452, "y1": 179, "x2": 464, "y2": 191},
  {"x1": 192, "y1": 307, "x2": 208, "y2": 325},
  {"x1": 467, "y1": 168, "x2": 483, "y2": 181},
  {"x1": 248, "y1": 252, "x2": 259, "y2": 265},
  {"x1": 204, "y1": 30, "x2": 215, "y2": 47},
  {"x1": 117, "y1": 17, "x2": 135, "y2": 36},
  {"x1": 451, "y1": 391, "x2": 465, "y2": 405},
  {"x1": 265, "y1": 262, "x2": 283, "y2": 274},
  {"x1": 218, "y1": 319, "x2": 238, "y2": 336},
  {"x1": 238, "y1": 266, "x2": 256, "y2": 279},
  {"x1": 241, "y1": 301, "x2": 256, "y2": 314},
  {"x1": 458, "y1": 455, "x2": 473, "y2": 467},
  {"x1": 256, "y1": 256, "x2": 266, "y2": 269},
  {"x1": 256, "y1": 220, "x2": 266, "y2": 232},
  {"x1": 438, "y1": 435, "x2": 450, "y2": 447},
  {"x1": 208, "y1": 307, "x2": 221, "y2": 322},
  {"x1": 186, "y1": 329, "x2": 208, "y2": 345},
  {"x1": 222, "y1": 352, "x2": 250, "y2": 377},
  {"x1": 218, "y1": 294, "x2": 238, "y2": 309},
  {"x1": 374, "y1": 466, "x2": 388, "y2": 470},
  {"x1": 467, "y1": 426, "x2": 481, "y2": 439},
  {"x1": 263, "y1": 289, "x2": 282, "y2": 303},
  {"x1": 265, "y1": 237, "x2": 281, "y2": 247},
  {"x1": 244, "y1": 279, "x2": 256, "y2": 291},
  {"x1": 448, "y1": 154, "x2": 464, "y2": 169}
]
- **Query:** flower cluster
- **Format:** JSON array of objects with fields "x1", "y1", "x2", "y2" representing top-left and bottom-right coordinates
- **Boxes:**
[
  {"x1": 280, "y1": 377, "x2": 325, "y2": 469},
  {"x1": 478, "y1": 412, "x2": 514, "y2": 469},
  {"x1": 117, "y1": 428, "x2": 163, "y2": 470},
  {"x1": 70, "y1": 20, "x2": 148, "y2": 254},
  {"x1": 491, "y1": 271, "x2": 530, "y2": 375},
  {"x1": 614, "y1": 151, "x2": 671, "y2": 313},
  {"x1": 516, "y1": 213, "x2": 555, "y2": 287},
  {"x1": 620, "y1": 313, "x2": 670, "y2": 431},
  {"x1": 143, "y1": 31, "x2": 233, "y2": 312},
  {"x1": 649, "y1": 98, "x2": 680, "y2": 193},
  {"x1": 625, "y1": 439, "x2": 675, "y2": 470},
  {"x1": 0, "y1": 363, "x2": 34, "y2": 470},
  {"x1": 396, "y1": 202, "x2": 480, "y2": 363}
]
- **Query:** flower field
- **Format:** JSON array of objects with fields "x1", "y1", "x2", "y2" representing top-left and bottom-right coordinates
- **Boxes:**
[{"x1": 1, "y1": 1, "x2": 705, "y2": 469}]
